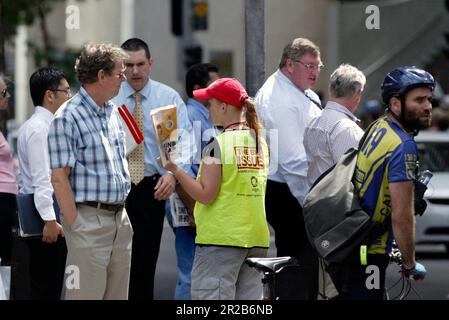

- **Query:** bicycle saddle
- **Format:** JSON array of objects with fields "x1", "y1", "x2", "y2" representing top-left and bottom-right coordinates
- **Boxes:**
[{"x1": 245, "y1": 256, "x2": 299, "y2": 273}]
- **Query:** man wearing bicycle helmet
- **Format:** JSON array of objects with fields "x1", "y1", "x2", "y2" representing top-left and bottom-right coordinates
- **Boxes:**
[{"x1": 327, "y1": 66, "x2": 432, "y2": 299}]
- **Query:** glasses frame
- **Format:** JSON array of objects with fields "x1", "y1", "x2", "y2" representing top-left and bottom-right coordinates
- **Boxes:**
[
  {"x1": 50, "y1": 88, "x2": 72, "y2": 96},
  {"x1": 111, "y1": 68, "x2": 127, "y2": 80},
  {"x1": 114, "y1": 72, "x2": 126, "y2": 79},
  {"x1": 292, "y1": 59, "x2": 324, "y2": 71}
]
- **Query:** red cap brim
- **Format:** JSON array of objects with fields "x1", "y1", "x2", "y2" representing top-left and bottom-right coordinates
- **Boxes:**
[{"x1": 193, "y1": 88, "x2": 212, "y2": 100}]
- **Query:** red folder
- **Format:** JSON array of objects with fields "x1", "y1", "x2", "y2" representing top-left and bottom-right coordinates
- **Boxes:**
[{"x1": 118, "y1": 104, "x2": 144, "y2": 155}]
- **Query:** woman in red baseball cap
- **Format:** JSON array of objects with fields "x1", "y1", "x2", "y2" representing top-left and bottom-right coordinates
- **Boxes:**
[{"x1": 160, "y1": 78, "x2": 270, "y2": 300}]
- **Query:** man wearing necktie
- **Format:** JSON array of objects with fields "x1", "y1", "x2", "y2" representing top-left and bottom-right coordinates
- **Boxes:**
[{"x1": 114, "y1": 38, "x2": 194, "y2": 300}]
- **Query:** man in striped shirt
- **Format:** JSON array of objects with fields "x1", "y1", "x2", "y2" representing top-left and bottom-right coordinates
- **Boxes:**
[
  {"x1": 48, "y1": 43, "x2": 133, "y2": 300},
  {"x1": 303, "y1": 63, "x2": 366, "y2": 299}
]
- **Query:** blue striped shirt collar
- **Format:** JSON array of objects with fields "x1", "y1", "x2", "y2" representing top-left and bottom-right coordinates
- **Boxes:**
[{"x1": 79, "y1": 86, "x2": 115, "y2": 117}]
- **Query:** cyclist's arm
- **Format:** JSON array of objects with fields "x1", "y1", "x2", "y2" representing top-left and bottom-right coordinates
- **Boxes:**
[{"x1": 390, "y1": 180, "x2": 416, "y2": 269}]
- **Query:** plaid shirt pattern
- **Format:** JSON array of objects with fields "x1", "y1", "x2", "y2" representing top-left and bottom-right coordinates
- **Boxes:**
[{"x1": 48, "y1": 86, "x2": 130, "y2": 203}]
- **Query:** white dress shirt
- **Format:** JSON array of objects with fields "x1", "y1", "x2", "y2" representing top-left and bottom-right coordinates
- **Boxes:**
[
  {"x1": 255, "y1": 69, "x2": 322, "y2": 204},
  {"x1": 17, "y1": 106, "x2": 57, "y2": 221},
  {"x1": 304, "y1": 100, "x2": 364, "y2": 188}
]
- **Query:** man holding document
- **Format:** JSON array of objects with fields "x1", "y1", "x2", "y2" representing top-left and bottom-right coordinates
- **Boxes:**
[{"x1": 17, "y1": 67, "x2": 68, "y2": 299}]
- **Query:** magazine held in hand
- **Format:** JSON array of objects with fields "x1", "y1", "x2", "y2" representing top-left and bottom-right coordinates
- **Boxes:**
[
  {"x1": 150, "y1": 105, "x2": 179, "y2": 166},
  {"x1": 151, "y1": 105, "x2": 189, "y2": 227}
]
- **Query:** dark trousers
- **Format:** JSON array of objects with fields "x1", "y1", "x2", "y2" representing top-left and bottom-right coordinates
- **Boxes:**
[
  {"x1": 0, "y1": 193, "x2": 16, "y2": 265},
  {"x1": 126, "y1": 175, "x2": 166, "y2": 300},
  {"x1": 326, "y1": 253, "x2": 389, "y2": 300},
  {"x1": 265, "y1": 180, "x2": 318, "y2": 300},
  {"x1": 25, "y1": 237, "x2": 67, "y2": 300}
]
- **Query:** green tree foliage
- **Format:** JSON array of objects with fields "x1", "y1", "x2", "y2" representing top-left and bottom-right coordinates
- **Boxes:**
[{"x1": 0, "y1": 0, "x2": 76, "y2": 135}]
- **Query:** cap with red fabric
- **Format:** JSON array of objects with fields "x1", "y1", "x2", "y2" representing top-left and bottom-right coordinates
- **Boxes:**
[{"x1": 193, "y1": 78, "x2": 249, "y2": 107}]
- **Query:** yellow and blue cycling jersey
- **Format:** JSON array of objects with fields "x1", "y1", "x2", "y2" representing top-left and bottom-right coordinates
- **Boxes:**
[{"x1": 354, "y1": 117, "x2": 418, "y2": 255}]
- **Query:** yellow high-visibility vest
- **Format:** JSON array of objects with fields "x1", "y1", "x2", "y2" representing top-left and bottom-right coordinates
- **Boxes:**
[{"x1": 194, "y1": 129, "x2": 270, "y2": 248}]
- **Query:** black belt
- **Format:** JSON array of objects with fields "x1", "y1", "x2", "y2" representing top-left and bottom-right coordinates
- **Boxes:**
[{"x1": 81, "y1": 201, "x2": 124, "y2": 213}]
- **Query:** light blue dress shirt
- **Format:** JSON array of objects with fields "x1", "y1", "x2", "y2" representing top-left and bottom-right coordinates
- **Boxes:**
[
  {"x1": 113, "y1": 78, "x2": 195, "y2": 176},
  {"x1": 186, "y1": 98, "x2": 218, "y2": 177}
]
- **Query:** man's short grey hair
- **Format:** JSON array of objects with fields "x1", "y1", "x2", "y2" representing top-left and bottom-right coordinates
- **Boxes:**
[
  {"x1": 329, "y1": 64, "x2": 366, "y2": 99},
  {"x1": 279, "y1": 38, "x2": 320, "y2": 69},
  {"x1": 75, "y1": 43, "x2": 129, "y2": 84}
]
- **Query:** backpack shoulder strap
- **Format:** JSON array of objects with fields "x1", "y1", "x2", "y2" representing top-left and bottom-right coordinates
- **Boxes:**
[{"x1": 357, "y1": 118, "x2": 381, "y2": 151}]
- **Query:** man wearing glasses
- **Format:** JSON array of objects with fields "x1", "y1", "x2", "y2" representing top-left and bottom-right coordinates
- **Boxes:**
[
  {"x1": 255, "y1": 37, "x2": 323, "y2": 299},
  {"x1": 17, "y1": 67, "x2": 70, "y2": 299},
  {"x1": 48, "y1": 43, "x2": 133, "y2": 299},
  {"x1": 113, "y1": 38, "x2": 194, "y2": 300}
]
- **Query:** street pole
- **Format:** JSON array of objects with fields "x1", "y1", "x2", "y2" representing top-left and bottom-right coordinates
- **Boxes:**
[
  {"x1": 120, "y1": 0, "x2": 135, "y2": 44},
  {"x1": 175, "y1": 0, "x2": 194, "y2": 83},
  {"x1": 245, "y1": 0, "x2": 265, "y2": 97},
  {"x1": 14, "y1": 24, "x2": 28, "y2": 125}
]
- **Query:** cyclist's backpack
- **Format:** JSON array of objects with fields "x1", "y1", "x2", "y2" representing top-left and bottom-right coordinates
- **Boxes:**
[{"x1": 303, "y1": 121, "x2": 386, "y2": 264}]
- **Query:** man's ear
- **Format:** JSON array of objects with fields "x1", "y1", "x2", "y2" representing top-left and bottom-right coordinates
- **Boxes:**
[
  {"x1": 390, "y1": 96, "x2": 401, "y2": 116},
  {"x1": 44, "y1": 89, "x2": 54, "y2": 104},
  {"x1": 218, "y1": 102, "x2": 226, "y2": 112},
  {"x1": 97, "y1": 69, "x2": 106, "y2": 82},
  {"x1": 354, "y1": 90, "x2": 363, "y2": 103},
  {"x1": 285, "y1": 58, "x2": 295, "y2": 74}
]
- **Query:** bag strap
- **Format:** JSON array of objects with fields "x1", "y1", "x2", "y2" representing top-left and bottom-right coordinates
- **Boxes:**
[
  {"x1": 357, "y1": 118, "x2": 382, "y2": 151},
  {"x1": 357, "y1": 118, "x2": 389, "y2": 258},
  {"x1": 307, "y1": 119, "x2": 382, "y2": 192}
]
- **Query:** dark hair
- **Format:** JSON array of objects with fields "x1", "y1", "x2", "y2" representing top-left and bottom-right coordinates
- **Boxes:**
[
  {"x1": 121, "y1": 38, "x2": 151, "y2": 59},
  {"x1": 185, "y1": 63, "x2": 219, "y2": 98},
  {"x1": 29, "y1": 67, "x2": 66, "y2": 106}
]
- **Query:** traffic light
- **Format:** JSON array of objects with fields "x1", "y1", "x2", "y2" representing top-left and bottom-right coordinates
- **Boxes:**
[
  {"x1": 184, "y1": 45, "x2": 202, "y2": 68},
  {"x1": 193, "y1": 0, "x2": 208, "y2": 31},
  {"x1": 171, "y1": 0, "x2": 183, "y2": 36}
]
